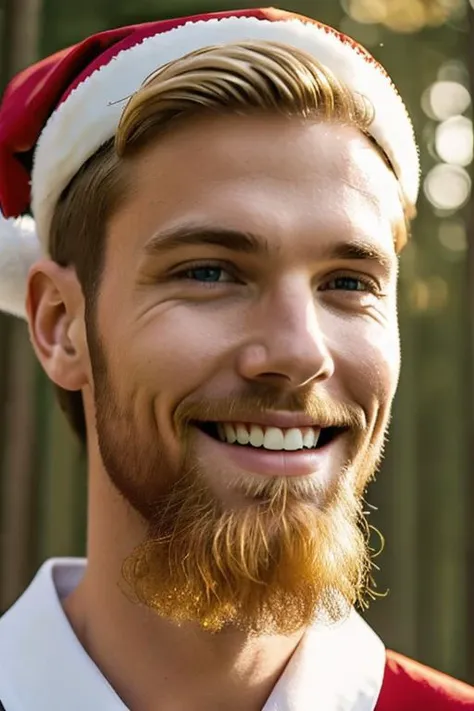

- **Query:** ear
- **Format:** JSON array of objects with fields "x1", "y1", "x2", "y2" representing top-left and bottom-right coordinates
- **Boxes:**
[{"x1": 26, "y1": 258, "x2": 89, "y2": 391}]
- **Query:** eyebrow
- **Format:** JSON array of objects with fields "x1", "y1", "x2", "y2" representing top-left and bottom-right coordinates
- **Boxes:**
[
  {"x1": 143, "y1": 225, "x2": 270, "y2": 257},
  {"x1": 328, "y1": 240, "x2": 394, "y2": 268},
  {"x1": 143, "y1": 223, "x2": 394, "y2": 268}
]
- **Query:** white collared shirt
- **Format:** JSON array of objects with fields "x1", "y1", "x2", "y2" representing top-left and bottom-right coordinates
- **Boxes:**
[{"x1": 0, "y1": 559, "x2": 385, "y2": 710}]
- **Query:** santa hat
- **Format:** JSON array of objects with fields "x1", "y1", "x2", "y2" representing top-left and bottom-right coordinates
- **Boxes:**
[{"x1": 0, "y1": 7, "x2": 419, "y2": 319}]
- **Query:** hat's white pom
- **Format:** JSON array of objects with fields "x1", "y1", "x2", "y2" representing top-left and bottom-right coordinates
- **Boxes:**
[{"x1": 0, "y1": 214, "x2": 43, "y2": 319}]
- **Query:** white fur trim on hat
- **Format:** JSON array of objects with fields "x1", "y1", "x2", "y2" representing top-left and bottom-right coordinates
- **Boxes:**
[
  {"x1": 32, "y1": 15, "x2": 419, "y2": 247},
  {"x1": 0, "y1": 215, "x2": 42, "y2": 318}
]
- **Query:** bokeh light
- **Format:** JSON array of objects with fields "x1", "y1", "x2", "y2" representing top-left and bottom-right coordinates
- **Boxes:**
[
  {"x1": 409, "y1": 276, "x2": 449, "y2": 313},
  {"x1": 438, "y1": 219, "x2": 467, "y2": 252},
  {"x1": 343, "y1": 0, "x2": 465, "y2": 33},
  {"x1": 423, "y1": 164, "x2": 471, "y2": 210},
  {"x1": 343, "y1": 0, "x2": 387, "y2": 24},
  {"x1": 435, "y1": 116, "x2": 473, "y2": 166},
  {"x1": 422, "y1": 81, "x2": 471, "y2": 121},
  {"x1": 437, "y1": 59, "x2": 469, "y2": 85}
]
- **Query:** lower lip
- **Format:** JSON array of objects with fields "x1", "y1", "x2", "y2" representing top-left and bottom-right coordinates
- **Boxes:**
[{"x1": 196, "y1": 429, "x2": 334, "y2": 478}]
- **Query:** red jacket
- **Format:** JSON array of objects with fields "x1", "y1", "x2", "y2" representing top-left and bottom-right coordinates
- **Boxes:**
[{"x1": 376, "y1": 650, "x2": 474, "y2": 709}]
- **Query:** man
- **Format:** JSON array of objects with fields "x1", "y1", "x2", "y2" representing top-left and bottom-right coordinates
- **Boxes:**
[{"x1": 0, "y1": 6, "x2": 471, "y2": 710}]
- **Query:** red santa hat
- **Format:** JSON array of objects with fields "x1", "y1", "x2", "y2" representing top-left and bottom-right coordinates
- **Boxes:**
[{"x1": 0, "y1": 7, "x2": 419, "y2": 319}]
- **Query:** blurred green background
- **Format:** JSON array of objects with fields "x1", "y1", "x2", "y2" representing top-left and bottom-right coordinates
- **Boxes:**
[{"x1": 1, "y1": 0, "x2": 473, "y2": 684}]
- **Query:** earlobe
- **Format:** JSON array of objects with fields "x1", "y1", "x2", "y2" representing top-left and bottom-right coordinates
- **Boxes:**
[{"x1": 26, "y1": 259, "x2": 88, "y2": 391}]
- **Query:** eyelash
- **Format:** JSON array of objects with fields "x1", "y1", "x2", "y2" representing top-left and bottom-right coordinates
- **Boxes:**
[
  {"x1": 171, "y1": 261, "x2": 381, "y2": 295},
  {"x1": 319, "y1": 274, "x2": 381, "y2": 295}
]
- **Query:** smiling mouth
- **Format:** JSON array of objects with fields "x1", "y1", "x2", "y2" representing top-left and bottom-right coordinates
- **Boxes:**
[{"x1": 194, "y1": 422, "x2": 345, "y2": 452}]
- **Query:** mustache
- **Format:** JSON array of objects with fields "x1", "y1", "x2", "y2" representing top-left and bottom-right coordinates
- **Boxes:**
[{"x1": 174, "y1": 386, "x2": 366, "y2": 433}]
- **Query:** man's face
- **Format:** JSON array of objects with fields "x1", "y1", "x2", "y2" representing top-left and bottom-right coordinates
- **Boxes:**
[{"x1": 87, "y1": 114, "x2": 402, "y2": 633}]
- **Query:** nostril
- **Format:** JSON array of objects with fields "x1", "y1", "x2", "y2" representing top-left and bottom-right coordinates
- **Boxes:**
[{"x1": 256, "y1": 372, "x2": 293, "y2": 382}]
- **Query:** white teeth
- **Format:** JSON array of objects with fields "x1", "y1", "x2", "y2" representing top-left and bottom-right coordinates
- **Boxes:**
[
  {"x1": 312, "y1": 428, "x2": 321, "y2": 448},
  {"x1": 236, "y1": 423, "x2": 250, "y2": 445},
  {"x1": 283, "y1": 428, "x2": 304, "y2": 451},
  {"x1": 217, "y1": 423, "x2": 321, "y2": 451},
  {"x1": 224, "y1": 423, "x2": 237, "y2": 443},
  {"x1": 249, "y1": 425, "x2": 264, "y2": 447},
  {"x1": 263, "y1": 427, "x2": 285, "y2": 450}
]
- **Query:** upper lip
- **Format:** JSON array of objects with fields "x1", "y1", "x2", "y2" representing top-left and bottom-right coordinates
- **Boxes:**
[{"x1": 196, "y1": 412, "x2": 329, "y2": 429}]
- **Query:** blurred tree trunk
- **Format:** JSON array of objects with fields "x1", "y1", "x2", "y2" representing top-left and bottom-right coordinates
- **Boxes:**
[
  {"x1": 1, "y1": 0, "x2": 42, "y2": 76},
  {"x1": 466, "y1": 0, "x2": 474, "y2": 683},
  {"x1": 0, "y1": 0, "x2": 43, "y2": 610}
]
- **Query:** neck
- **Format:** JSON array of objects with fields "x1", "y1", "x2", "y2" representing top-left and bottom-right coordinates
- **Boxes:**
[{"x1": 63, "y1": 460, "x2": 303, "y2": 711}]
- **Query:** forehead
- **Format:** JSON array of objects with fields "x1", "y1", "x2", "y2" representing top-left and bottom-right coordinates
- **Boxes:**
[{"x1": 110, "y1": 113, "x2": 403, "y2": 256}]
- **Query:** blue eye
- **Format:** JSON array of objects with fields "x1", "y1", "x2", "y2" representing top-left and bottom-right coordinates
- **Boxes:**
[
  {"x1": 325, "y1": 276, "x2": 372, "y2": 292},
  {"x1": 172, "y1": 261, "x2": 239, "y2": 286},
  {"x1": 184, "y1": 266, "x2": 227, "y2": 282}
]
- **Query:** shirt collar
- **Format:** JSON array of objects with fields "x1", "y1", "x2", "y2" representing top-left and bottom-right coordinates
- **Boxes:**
[
  {"x1": 262, "y1": 605, "x2": 385, "y2": 711},
  {"x1": 0, "y1": 559, "x2": 385, "y2": 711}
]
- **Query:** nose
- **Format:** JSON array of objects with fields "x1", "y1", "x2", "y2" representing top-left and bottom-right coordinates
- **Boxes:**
[{"x1": 236, "y1": 279, "x2": 335, "y2": 389}]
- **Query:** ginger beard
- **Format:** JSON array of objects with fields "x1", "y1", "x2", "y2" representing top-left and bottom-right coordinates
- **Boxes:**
[{"x1": 90, "y1": 332, "x2": 385, "y2": 635}]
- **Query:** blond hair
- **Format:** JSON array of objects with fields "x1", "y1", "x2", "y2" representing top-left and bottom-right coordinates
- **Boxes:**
[{"x1": 49, "y1": 40, "x2": 407, "y2": 443}]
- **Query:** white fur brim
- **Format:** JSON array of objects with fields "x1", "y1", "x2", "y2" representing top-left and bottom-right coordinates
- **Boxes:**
[
  {"x1": 32, "y1": 15, "x2": 419, "y2": 248},
  {"x1": 0, "y1": 215, "x2": 42, "y2": 319}
]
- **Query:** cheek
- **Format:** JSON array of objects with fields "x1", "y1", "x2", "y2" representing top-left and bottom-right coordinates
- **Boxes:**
[
  {"x1": 113, "y1": 305, "x2": 243, "y2": 397},
  {"x1": 334, "y1": 316, "x2": 401, "y2": 410},
  {"x1": 367, "y1": 326, "x2": 400, "y2": 402}
]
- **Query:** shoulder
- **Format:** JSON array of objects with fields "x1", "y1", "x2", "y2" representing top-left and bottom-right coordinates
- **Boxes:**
[{"x1": 375, "y1": 649, "x2": 474, "y2": 710}]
